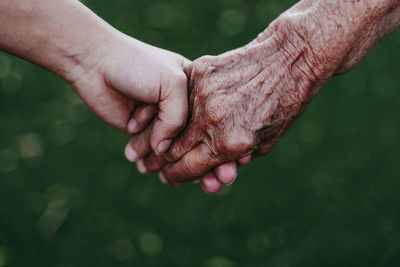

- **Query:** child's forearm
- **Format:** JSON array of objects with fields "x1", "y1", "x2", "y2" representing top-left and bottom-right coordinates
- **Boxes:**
[{"x1": 0, "y1": 0, "x2": 118, "y2": 84}]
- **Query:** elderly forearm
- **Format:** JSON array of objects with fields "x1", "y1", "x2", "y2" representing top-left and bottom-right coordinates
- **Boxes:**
[
  {"x1": 319, "y1": 0, "x2": 399, "y2": 74},
  {"x1": 255, "y1": 0, "x2": 400, "y2": 80},
  {"x1": 0, "y1": 0, "x2": 120, "y2": 84},
  {"x1": 157, "y1": 0, "x2": 400, "y2": 183}
]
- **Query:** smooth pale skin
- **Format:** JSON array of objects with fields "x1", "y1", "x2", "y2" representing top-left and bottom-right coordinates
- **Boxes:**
[
  {"x1": 0, "y1": 0, "x2": 190, "y2": 158},
  {"x1": 127, "y1": 0, "x2": 400, "y2": 193}
]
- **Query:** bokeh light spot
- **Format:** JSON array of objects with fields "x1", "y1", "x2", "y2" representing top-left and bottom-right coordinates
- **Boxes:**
[
  {"x1": 256, "y1": 1, "x2": 284, "y2": 23},
  {"x1": 247, "y1": 232, "x2": 270, "y2": 255},
  {"x1": 0, "y1": 148, "x2": 19, "y2": 173},
  {"x1": 0, "y1": 247, "x2": 8, "y2": 267},
  {"x1": 37, "y1": 185, "x2": 71, "y2": 237},
  {"x1": 217, "y1": 9, "x2": 246, "y2": 36},
  {"x1": 299, "y1": 120, "x2": 324, "y2": 144},
  {"x1": 48, "y1": 120, "x2": 76, "y2": 146},
  {"x1": 146, "y1": 3, "x2": 177, "y2": 29},
  {"x1": 138, "y1": 232, "x2": 163, "y2": 256},
  {"x1": 18, "y1": 134, "x2": 43, "y2": 159}
]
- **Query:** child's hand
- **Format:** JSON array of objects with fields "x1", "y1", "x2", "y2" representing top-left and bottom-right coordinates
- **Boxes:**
[{"x1": 72, "y1": 33, "x2": 190, "y2": 158}]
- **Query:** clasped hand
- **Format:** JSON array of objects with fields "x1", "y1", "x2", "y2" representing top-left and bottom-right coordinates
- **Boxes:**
[
  {"x1": 2, "y1": 0, "x2": 398, "y2": 194},
  {"x1": 122, "y1": 20, "x2": 323, "y2": 194}
]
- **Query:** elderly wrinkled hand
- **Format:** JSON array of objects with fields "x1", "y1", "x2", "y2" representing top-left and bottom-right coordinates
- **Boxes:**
[
  {"x1": 160, "y1": 32, "x2": 322, "y2": 186},
  {"x1": 127, "y1": 0, "x2": 400, "y2": 193},
  {"x1": 130, "y1": 23, "x2": 324, "y2": 189}
]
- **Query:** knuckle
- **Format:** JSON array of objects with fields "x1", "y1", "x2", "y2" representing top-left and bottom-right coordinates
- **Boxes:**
[
  {"x1": 217, "y1": 130, "x2": 256, "y2": 160},
  {"x1": 165, "y1": 116, "x2": 186, "y2": 130},
  {"x1": 170, "y1": 71, "x2": 188, "y2": 89},
  {"x1": 175, "y1": 112, "x2": 188, "y2": 126},
  {"x1": 194, "y1": 55, "x2": 214, "y2": 70},
  {"x1": 186, "y1": 55, "x2": 215, "y2": 86},
  {"x1": 163, "y1": 151, "x2": 177, "y2": 163},
  {"x1": 157, "y1": 114, "x2": 186, "y2": 131},
  {"x1": 161, "y1": 70, "x2": 188, "y2": 99},
  {"x1": 182, "y1": 158, "x2": 203, "y2": 178},
  {"x1": 204, "y1": 96, "x2": 226, "y2": 124},
  {"x1": 135, "y1": 106, "x2": 157, "y2": 123},
  {"x1": 182, "y1": 148, "x2": 217, "y2": 178},
  {"x1": 129, "y1": 137, "x2": 142, "y2": 151},
  {"x1": 163, "y1": 143, "x2": 183, "y2": 163}
]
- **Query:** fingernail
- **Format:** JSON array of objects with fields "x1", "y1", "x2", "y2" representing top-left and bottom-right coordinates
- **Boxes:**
[
  {"x1": 227, "y1": 174, "x2": 237, "y2": 186},
  {"x1": 156, "y1": 139, "x2": 172, "y2": 155},
  {"x1": 238, "y1": 155, "x2": 252, "y2": 165},
  {"x1": 159, "y1": 172, "x2": 169, "y2": 185},
  {"x1": 136, "y1": 159, "x2": 147, "y2": 174},
  {"x1": 125, "y1": 145, "x2": 139, "y2": 162},
  {"x1": 127, "y1": 118, "x2": 138, "y2": 133}
]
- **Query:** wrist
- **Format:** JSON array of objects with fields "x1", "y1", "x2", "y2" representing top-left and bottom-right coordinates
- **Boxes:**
[
  {"x1": 0, "y1": 0, "x2": 123, "y2": 86},
  {"x1": 60, "y1": 27, "x2": 121, "y2": 87}
]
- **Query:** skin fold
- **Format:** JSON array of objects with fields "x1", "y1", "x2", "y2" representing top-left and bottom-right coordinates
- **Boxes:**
[{"x1": 129, "y1": 0, "x2": 400, "y2": 190}]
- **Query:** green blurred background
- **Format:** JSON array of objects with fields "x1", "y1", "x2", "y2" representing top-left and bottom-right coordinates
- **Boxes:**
[{"x1": 1, "y1": 0, "x2": 400, "y2": 266}]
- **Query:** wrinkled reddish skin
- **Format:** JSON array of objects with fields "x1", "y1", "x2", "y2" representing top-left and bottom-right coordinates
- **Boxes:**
[{"x1": 151, "y1": 0, "x2": 400, "y2": 184}]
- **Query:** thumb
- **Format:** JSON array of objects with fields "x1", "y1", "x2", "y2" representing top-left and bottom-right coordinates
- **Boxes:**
[{"x1": 150, "y1": 70, "x2": 188, "y2": 155}]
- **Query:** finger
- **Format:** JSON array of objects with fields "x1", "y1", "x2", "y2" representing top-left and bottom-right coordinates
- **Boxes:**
[
  {"x1": 75, "y1": 82, "x2": 136, "y2": 134},
  {"x1": 136, "y1": 159, "x2": 147, "y2": 174},
  {"x1": 159, "y1": 171, "x2": 170, "y2": 185},
  {"x1": 127, "y1": 104, "x2": 158, "y2": 134},
  {"x1": 183, "y1": 60, "x2": 209, "y2": 90},
  {"x1": 238, "y1": 155, "x2": 252, "y2": 165},
  {"x1": 214, "y1": 161, "x2": 237, "y2": 185},
  {"x1": 200, "y1": 173, "x2": 223, "y2": 194},
  {"x1": 161, "y1": 143, "x2": 221, "y2": 185},
  {"x1": 124, "y1": 124, "x2": 152, "y2": 162},
  {"x1": 151, "y1": 73, "x2": 188, "y2": 155},
  {"x1": 141, "y1": 152, "x2": 167, "y2": 173},
  {"x1": 163, "y1": 122, "x2": 203, "y2": 163}
]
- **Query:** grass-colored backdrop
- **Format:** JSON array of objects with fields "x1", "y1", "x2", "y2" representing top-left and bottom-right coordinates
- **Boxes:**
[{"x1": 1, "y1": 0, "x2": 400, "y2": 266}]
